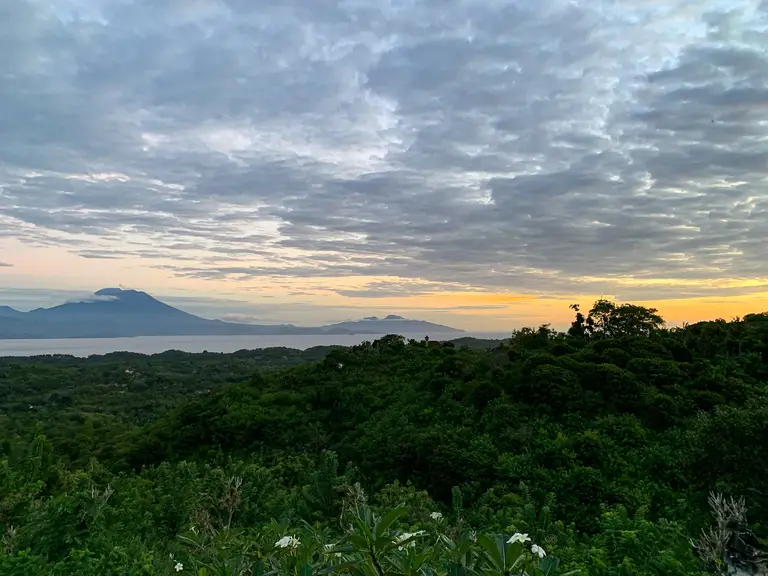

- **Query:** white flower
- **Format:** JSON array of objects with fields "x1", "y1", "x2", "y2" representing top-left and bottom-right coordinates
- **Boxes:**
[
  {"x1": 395, "y1": 530, "x2": 425, "y2": 550},
  {"x1": 174, "y1": 562, "x2": 184, "y2": 572},
  {"x1": 531, "y1": 544, "x2": 547, "y2": 559},
  {"x1": 275, "y1": 535, "x2": 300, "y2": 548},
  {"x1": 429, "y1": 512, "x2": 443, "y2": 521},
  {"x1": 507, "y1": 532, "x2": 531, "y2": 544}
]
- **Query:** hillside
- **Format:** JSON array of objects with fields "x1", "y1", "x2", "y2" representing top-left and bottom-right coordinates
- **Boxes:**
[
  {"x1": 0, "y1": 288, "x2": 464, "y2": 339},
  {"x1": 322, "y1": 314, "x2": 463, "y2": 335},
  {"x1": 0, "y1": 306, "x2": 24, "y2": 318},
  {"x1": 1, "y1": 300, "x2": 766, "y2": 574}
]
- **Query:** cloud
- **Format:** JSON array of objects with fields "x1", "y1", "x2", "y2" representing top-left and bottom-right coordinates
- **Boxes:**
[
  {"x1": 65, "y1": 294, "x2": 117, "y2": 304},
  {"x1": 0, "y1": 262, "x2": 12, "y2": 267},
  {"x1": 2, "y1": 0, "x2": 768, "y2": 303},
  {"x1": 449, "y1": 305, "x2": 513, "y2": 311},
  {"x1": 0, "y1": 287, "x2": 101, "y2": 310},
  {"x1": 333, "y1": 279, "x2": 470, "y2": 299}
]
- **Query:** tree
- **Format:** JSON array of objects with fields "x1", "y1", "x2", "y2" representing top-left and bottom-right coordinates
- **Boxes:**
[{"x1": 569, "y1": 300, "x2": 665, "y2": 339}]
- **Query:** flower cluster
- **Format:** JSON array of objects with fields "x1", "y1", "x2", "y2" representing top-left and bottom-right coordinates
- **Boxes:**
[
  {"x1": 507, "y1": 532, "x2": 531, "y2": 544},
  {"x1": 169, "y1": 553, "x2": 184, "y2": 572},
  {"x1": 275, "y1": 535, "x2": 301, "y2": 549},
  {"x1": 508, "y1": 533, "x2": 547, "y2": 559},
  {"x1": 531, "y1": 544, "x2": 547, "y2": 559},
  {"x1": 174, "y1": 505, "x2": 563, "y2": 575}
]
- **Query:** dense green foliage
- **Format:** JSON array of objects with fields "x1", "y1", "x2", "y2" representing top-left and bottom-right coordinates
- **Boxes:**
[
  {"x1": 0, "y1": 346, "x2": 339, "y2": 462},
  {"x1": 1, "y1": 301, "x2": 767, "y2": 574}
]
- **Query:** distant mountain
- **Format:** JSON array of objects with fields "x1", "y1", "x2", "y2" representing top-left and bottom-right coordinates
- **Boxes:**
[
  {"x1": 0, "y1": 289, "x2": 464, "y2": 339},
  {"x1": 1, "y1": 288, "x2": 316, "y2": 339},
  {"x1": 0, "y1": 306, "x2": 23, "y2": 318},
  {"x1": 322, "y1": 315, "x2": 463, "y2": 335}
]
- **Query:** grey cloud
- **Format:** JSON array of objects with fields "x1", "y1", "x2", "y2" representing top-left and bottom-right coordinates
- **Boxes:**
[
  {"x1": 77, "y1": 248, "x2": 199, "y2": 261},
  {"x1": 161, "y1": 294, "x2": 435, "y2": 326},
  {"x1": 335, "y1": 288, "x2": 429, "y2": 299},
  {"x1": 78, "y1": 250, "x2": 124, "y2": 260},
  {"x1": 0, "y1": 287, "x2": 103, "y2": 310},
  {"x1": 0, "y1": 262, "x2": 12, "y2": 267},
  {"x1": 334, "y1": 280, "x2": 469, "y2": 299},
  {"x1": 3, "y1": 0, "x2": 768, "y2": 302},
  {"x1": 65, "y1": 294, "x2": 118, "y2": 304},
  {"x1": 447, "y1": 305, "x2": 511, "y2": 311}
]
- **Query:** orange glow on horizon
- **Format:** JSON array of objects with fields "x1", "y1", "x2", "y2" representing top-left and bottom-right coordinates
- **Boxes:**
[{"x1": 3, "y1": 238, "x2": 768, "y2": 331}]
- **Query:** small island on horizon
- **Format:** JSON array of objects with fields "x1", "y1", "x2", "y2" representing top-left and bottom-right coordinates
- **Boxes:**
[{"x1": 0, "y1": 288, "x2": 465, "y2": 340}]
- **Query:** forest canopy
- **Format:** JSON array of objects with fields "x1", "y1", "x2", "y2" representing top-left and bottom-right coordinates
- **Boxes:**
[{"x1": 1, "y1": 300, "x2": 767, "y2": 575}]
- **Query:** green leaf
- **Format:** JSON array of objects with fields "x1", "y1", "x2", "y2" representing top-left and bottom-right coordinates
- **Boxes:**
[
  {"x1": 414, "y1": 548, "x2": 434, "y2": 566},
  {"x1": 455, "y1": 540, "x2": 473, "y2": 557},
  {"x1": 476, "y1": 534, "x2": 503, "y2": 571},
  {"x1": 374, "y1": 536, "x2": 394, "y2": 551},
  {"x1": 374, "y1": 507, "x2": 408, "y2": 540},
  {"x1": 509, "y1": 551, "x2": 526, "y2": 572},
  {"x1": 447, "y1": 565, "x2": 470, "y2": 576},
  {"x1": 540, "y1": 556, "x2": 560, "y2": 576},
  {"x1": 347, "y1": 534, "x2": 369, "y2": 550},
  {"x1": 320, "y1": 562, "x2": 359, "y2": 575},
  {"x1": 352, "y1": 514, "x2": 373, "y2": 543}
]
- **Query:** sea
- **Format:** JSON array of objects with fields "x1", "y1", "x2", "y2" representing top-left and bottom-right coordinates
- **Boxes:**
[{"x1": 0, "y1": 332, "x2": 509, "y2": 358}]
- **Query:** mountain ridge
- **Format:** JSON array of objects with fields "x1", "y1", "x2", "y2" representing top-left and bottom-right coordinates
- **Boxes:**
[{"x1": 0, "y1": 288, "x2": 464, "y2": 339}]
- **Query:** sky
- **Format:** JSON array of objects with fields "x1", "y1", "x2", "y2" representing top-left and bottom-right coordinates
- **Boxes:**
[{"x1": 2, "y1": 0, "x2": 768, "y2": 331}]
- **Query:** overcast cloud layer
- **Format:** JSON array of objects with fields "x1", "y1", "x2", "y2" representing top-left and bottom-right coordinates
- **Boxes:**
[{"x1": 2, "y1": 0, "x2": 768, "y2": 305}]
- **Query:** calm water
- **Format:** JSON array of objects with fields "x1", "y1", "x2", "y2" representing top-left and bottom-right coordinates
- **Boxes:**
[{"x1": 0, "y1": 332, "x2": 508, "y2": 357}]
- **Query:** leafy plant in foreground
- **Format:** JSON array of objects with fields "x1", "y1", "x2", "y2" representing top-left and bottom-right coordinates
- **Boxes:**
[{"x1": 172, "y1": 498, "x2": 576, "y2": 576}]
